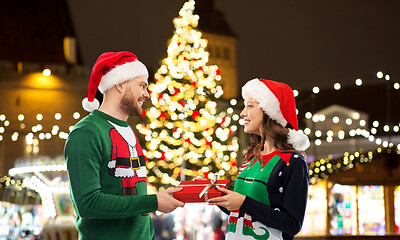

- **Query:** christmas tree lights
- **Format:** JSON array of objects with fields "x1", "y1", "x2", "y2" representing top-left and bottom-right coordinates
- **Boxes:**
[{"x1": 137, "y1": 0, "x2": 239, "y2": 188}]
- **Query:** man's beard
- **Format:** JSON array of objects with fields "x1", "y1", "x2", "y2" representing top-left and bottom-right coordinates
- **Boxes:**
[{"x1": 120, "y1": 92, "x2": 142, "y2": 116}]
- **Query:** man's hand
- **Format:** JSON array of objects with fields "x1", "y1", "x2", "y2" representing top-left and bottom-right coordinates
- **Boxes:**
[
  {"x1": 156, "y1": 187, "x2": 185, "y2": 213},
  {"x1": 207, "y1": 187, "x2": 246, "y2": 211}
]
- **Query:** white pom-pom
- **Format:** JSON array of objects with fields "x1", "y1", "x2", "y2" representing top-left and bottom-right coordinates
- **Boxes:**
[
  {"x1": 288, "y1": 129, "x2": 310, "y2": 151},
  {"x1": 82, "y1": 98, "x2": 100, "y2": 112}
]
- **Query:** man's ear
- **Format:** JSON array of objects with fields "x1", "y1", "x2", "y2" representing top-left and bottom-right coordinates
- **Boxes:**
[{"x1": 115, "y1": 83, "x2": 124, "y2": 93}]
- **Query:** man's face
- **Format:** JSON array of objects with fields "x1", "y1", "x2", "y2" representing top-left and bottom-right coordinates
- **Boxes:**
[{"x1": 120, "y1": 75, "x2": 150, "y2": 116}]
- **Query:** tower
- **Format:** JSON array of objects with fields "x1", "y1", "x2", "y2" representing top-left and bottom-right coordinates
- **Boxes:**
[{"x1": 194, "y1": 0, "x2": 238, "y2": 99}]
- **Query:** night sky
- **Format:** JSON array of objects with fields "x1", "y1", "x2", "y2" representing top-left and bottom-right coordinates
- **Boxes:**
[{"x1": 66, "y1": 0, "x2": 400, "y2": 91}]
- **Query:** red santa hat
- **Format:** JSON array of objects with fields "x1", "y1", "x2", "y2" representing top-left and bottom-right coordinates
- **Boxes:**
[
  {"x1": 82, "y1": 51, "x2": 148, "y2": 112},
  {"x1": 242, "y1": 78, "x2": 310, "y2": 151}
]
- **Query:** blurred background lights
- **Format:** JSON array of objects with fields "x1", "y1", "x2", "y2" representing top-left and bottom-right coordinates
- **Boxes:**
[
  {"x1": 355, "y1": 78, "x2": 362, "y2": 86},
  {"x1": 73, "y1": 112, "x2": 80, "y2": 119},
  {"x1": 377, "y1": 71, "x2": 383, "y2": 79},
  {"x1": 383, "y1": 125, "x2": 390, "y2": 132},
  {"x1": 332, "y1": 116, "x2": 339, "y2": 123},
  {"x1": 315, "y1": 130, "x2": 322, "y2": 137},
  {"x1": 55, "y1": 113, "x2": 62, "y2": 120},
  {"x1": 42, "y1": 68, "x2": 51, "y2": 76},
  {"x1": 18, "y1": 114, "x2": 24, "y2": 121},
  {"x1": 334, "y1": 83, "x2": 341, "y2": 90},
  {"x1": 312, "y1": 86, "x2": 320, "y2": 94},
  {"x1": 36, "y1": 114, "x2": 43, "y2": 121}
]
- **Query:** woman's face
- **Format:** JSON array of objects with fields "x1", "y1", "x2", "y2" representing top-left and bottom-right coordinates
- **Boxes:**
[{"x1": 240, "y1": 96, "x2": 264, "y2": 135}]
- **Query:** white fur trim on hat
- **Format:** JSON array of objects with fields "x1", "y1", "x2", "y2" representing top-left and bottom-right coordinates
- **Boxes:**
[
  {"x1": 82, "y1": 97, "x2": 100, "y2": 112},
  {"x1": 242, "y1": 78, "x2": 287, "y2": 127},
  {"x1": 98, "y1": 61, "x2": 148, "y2": 94},
  {"x1": 288, "y1": 129, "x2": 310, "y2": 151}
]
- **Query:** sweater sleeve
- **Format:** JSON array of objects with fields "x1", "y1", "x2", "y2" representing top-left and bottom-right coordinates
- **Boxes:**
[
  {"x1": 64, "y1": 129, "x2": 158, "y2": 219},
  {"x1": 217, "y1": 206, "x2": 230, "y2": 215},
  {"x1": 240, "y1": 155, "x2": 309, "y2": 236}
]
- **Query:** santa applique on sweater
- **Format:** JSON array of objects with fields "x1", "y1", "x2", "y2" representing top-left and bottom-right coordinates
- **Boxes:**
[{"x1": 107, "y1": 121, "x2": 147, "y2": 196}]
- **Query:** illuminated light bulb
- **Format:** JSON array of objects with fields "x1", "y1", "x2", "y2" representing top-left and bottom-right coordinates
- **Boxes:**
[
  {"x1": 230, "y1": 99, "x2": 237, "y2": 106},
  {"x1": 0, "y1": 127, "x2": 4, "y2": 133},
  {"x1": 383, "y1": 125, "x2": 390, "y2": 132},
  {"x1": 42, "y1": 68, "x2": 51, "y2": 76},
  {"x1": 319, "y1": 114, "x2": 325, "y2": 121},
  {"x1": 355, "y1": 78, "x2": 362, "y2": 86},
  {"x1": 36, "y1": 114, "x2": 43, "y2": 121},
  {"x1": 377, "y1": 71, "x2": 383, "y2": 79},
  {"x1": 304, "y1": 128, "x2": 311, "y2": 135},
  {"x1": 359, "y1": 120, "x2": 366, "y2": 126},
  {"x1": 293, "y1": 90, "x2": 299, "y2": 97},
  {"x1": 312, "y1": 115, "x2": 319, "y2": 123},
  {"x1": 305, "y1": 112, "x2": 312, "y2": 119},
  {"x1": 18, "y1": 114, "x2": 24, "y2": 121},
  {"x1": 315, "y1": 139, "x2": 322, "y2": 146},
  {"x1": 73, "y1": 112, "x2": 80, "y2": 119},
  {"x1": 394, "y1": 83, "x2": 400, "y2": 90},
  {"x1": 371, "y1": 128, "x2": 377, "y2": 134},
  {"x1": 11, "y1": 132, "x2": 18, "y2": 141},
  {"x1": 332, "y1": 116, "x2": 339, "y2": 123},
  {"x1": 385, "y1": 74, "x2": 390, "y2": 81},
  {"x1": 338, "y1": 130, "x2": 345, "y2": 139},
  {"x1": 55, "y1": 113, "x2": 62, "y2": 120},
  {"x1": 39, "y1": 133, "x2": 45, "y2": 140},
  {"x1": 4, "y1": 120, "x2": 9, "y2": 126},
  {"x1": 373, "y1": 120, "x2": 379, "y2": 127},
  {"x1": 394, "y1": 126, "x2": 399, "y2": 132},
  {"x1": 345, "y1": 118, "x2": 352, "y2": 125},
  {"x1": 315, "y1": 130, "x2": 322, "y2": 137},
  {"x1": 382, "y1": 141, "x2": 388, "y2": 148},
  {"x1": 0, "y1": 115, "x2": 5, "y2": 121},
  {"x1": 334, "y1": 83, "x2": 341, "y2": 90},
  {"x1": 349, "y1": 129, "x2": 356, "y2": 137},
  {"x1": 312, "y1": 87, "x2": 320, "y2": 94},
  {"x1": 326, "y1": 136, "x2": 333, "y2": 143},
  {"x1": 327, "y1": 130, "x2": 333, "y2": 137},
  {"x1": 376, "y1": 138, "x2": 382, "y2": 145}
]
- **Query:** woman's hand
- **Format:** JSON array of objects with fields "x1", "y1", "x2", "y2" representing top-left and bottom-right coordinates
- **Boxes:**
[{"x1": 207, "y1": 187, "x2": 246, "y2": 211}]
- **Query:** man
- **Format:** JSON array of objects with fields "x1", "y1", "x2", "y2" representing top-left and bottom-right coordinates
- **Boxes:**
[{"x1": 64, "y1": 51, "x2": 184, "y2": 240}]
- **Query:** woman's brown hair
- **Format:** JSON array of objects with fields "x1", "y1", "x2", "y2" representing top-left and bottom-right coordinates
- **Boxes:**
[{"x1": 242, "y1": 113, "x2": 306, "y2": 165}]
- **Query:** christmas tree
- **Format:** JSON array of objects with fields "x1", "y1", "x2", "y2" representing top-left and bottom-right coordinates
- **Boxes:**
[{"x1": 137, "y1": 0, "x2": 240, "y2": 189}]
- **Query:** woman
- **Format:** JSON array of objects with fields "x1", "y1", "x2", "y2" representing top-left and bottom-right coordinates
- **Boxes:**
[{"x1": 208, "y1": 78, "x2": 310, "y2": 240}]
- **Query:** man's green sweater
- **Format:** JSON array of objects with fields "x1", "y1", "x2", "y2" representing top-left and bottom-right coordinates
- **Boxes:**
[{"x1": 64, "y1": 110, "x2": 158, "y2": 240}]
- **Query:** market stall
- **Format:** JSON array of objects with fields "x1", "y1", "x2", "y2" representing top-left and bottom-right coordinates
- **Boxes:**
[
  {"x1": 299, "y1": 146, "x2": 400, "y2": 238},
  {"x1": 8, "y1": 155, "x2": 77, "y2": 240}
]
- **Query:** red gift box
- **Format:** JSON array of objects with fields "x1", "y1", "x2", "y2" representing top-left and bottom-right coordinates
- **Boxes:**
[{"x1": 173, "y1": 179, "x2": 230, "y2": 203}]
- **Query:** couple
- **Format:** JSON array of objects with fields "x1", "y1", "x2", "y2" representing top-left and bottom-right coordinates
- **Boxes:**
[{"x1": 64, "y1": 51, "x2": 310, "y2": 240}]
